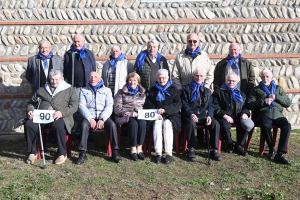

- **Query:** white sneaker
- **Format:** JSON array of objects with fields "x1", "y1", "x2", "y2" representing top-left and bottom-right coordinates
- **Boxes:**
[{"x1": 55, "y1": 155, "x2": 67, "y2": 165}]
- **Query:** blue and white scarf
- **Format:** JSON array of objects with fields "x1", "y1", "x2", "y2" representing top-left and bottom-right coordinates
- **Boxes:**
[
  {"x1": 89, "y1": 80, "x2": 104, "y2": 94},
  {"x1": 260, "y1": 80, "x2": 276, "y2": 108},
  {"x1": 186, "y1": 46, "x2": 201, "y2": 59},
  {"x1": 154, "y1": 80, "x2": 172, "y2": 102},
  {"x1": 190, "y1": 80, "x2": 204, "y2": 102},
  {"x1": 109, "y1": 53, "x2": 126, "y2": 72},
  {"x1": 126, "y1": 83, "x2": 139, "y2": 96},
  {"x1": 136, "y1": 50, "x2": 162, "y2": 72},
  {"x1": 38, "y1": 51, "x2": 53, "y2": 69},
  {"x1": 226, "y1": 53, "x2": 242, "y2": 75},
  {"x1": 221, "y1": 83, "x2": 243, "y2": 103},
  {"x1": 70, "y1": 44, "x2": 86, "y2": 60}
]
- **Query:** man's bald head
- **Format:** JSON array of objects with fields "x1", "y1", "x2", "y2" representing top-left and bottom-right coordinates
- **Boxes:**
[{"x1": 89, "y1": 72, "x2": 101, "y2": 86}]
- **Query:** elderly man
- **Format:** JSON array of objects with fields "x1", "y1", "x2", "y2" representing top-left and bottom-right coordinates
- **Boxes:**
[
  {"x1": 181, "y1": 67, "x2": 221, "y2": 162},
  {"x1": 134, "y1": 39, "x2": 169, "y2": 92},
  {"x1": 214, "y1": 43, "x2": 255, "y2": 96},
  {"x1": 171, "y1": 33, "x2": 214, "y2": 90},
  {"x1": 247, "y1": 69, "x2": 291, "y2": 164},
  {"x1": 76, "y1": 72, "x2": 122, "y2": 164},
  {"x1": 26, "y1": 40, "x2": 63, "y2": 95},
  {"x1": 24, "y1": 69, "x2": 78, "y2": 165},
  {"x1": 213, "y1": 73, "x2": 254, "y2": 156},
  {"x1": 102, "y1": 46, "x2": 133, "y2": 96}
]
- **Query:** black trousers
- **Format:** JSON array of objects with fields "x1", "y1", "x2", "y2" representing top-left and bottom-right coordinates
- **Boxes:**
[
  {"x1": 127, "y1": 117, "x2": 146, "y2": 147},
  {"x1": 185, "y1": 118, "x2": 220, "y2": 149},
  {"x1": 217, "y1": 117, "x2": 249, "y2": 146},
  {"x1": 259, "y1": 116, "x2": 290, "y2": 153},
  {"x1": 24, "y1": 119, "x2": 66, "y2": 156},
  {"x1": 78, "y1": 118, "x2": 119, "y2": 151}
]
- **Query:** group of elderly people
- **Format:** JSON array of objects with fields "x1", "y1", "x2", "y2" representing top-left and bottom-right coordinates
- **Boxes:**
[{"x1": 24, "y1": 33, "x2": 291, "y2": 166}]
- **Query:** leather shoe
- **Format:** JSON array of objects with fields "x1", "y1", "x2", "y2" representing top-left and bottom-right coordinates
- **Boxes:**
[
  {"x1": 274, "y1": 154, "x2": 290, "y2": 164},
  {"x1": 155, "y1": 155, "x2": 162, "y2": 164},
  {"x1": 187, "y1": 148, "x2": 196, "y2": 162},
  {"x1": 131, "y1": 153, "x2": 138, "y2": 161},
  {"x1": 113, "y1": 153, "x2": 122, "y2": 163},
  {"x1": 165, "y1": 155, "x2": 173, "y2": 164},
  {"x1": 76, "y1": 151, "x2": 87, "y2": 165},
  {"x1": 234, "y1": 145, "x2": 248, "y2": 156},
  {"x1": 268, "y1": 150, "x2": 275, "y2": 159},
  {"x1": 137, "y1": 152, "x2": 145, "y2": 160},
  {"x1": 227, "y1": 143, "x2": 233, "y2": 153},
  {"x1": 210, "y1": 150, "x2": 222, "y2": 161}
]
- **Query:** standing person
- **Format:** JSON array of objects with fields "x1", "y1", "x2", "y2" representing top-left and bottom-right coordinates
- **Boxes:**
[
  {"x1": 114, "y1": 72, "x2": 147, "y2": 161},
  {"x1": 213, "y1": 73, "x2": 254, "y2": 155},
  {"x1": 26, "y1": 40, "x2": 63, "y2": 95},
  {"x1": 143, "y1": 69, "x2": 181, "y2": 164},
  {"x1": 213, "y1": 43, "x2": 255, "y2": 96},
  {"x1": 76, "y1": 72, "x2": 122, "y2": 165},
  {"x1": 247, "y1": 69, "x2": 291, "y2": 164},
  {"x1": 102, "y1": 46, "x2": 134, "y2": 96},
  {"x1": 181, "y1": 67, "x2": 221, "y2": 162},
  {"x1": 171, "y1": 33, "x2": 214, "y2": 90},
  {"x1": 134, "y1": 39, "x2": 169, "y2": 92},
  {"x1": 24, "y1": 69, "x2": 78, "y2": 165}
]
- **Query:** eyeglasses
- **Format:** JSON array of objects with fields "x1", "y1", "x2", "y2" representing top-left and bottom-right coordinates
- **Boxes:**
[{"x1": 188, "y1": 40, "x2": 198, "y2": 44}]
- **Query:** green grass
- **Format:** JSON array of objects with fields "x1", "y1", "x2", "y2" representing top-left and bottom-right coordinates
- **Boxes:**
[{"x1": 0, "y1": 129, "x2": 299, "y2": 199}]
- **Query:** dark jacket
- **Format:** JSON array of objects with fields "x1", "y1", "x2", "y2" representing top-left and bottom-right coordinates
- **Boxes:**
[
  {"x1": 213, "y1": 57, "x2": 255, "y2": 96},
  {"x1": 246, "y1": 84, "x2": 291, "y2": 120},
  {"x1": 133, "y1": 55, "x2": 169, "y2": 92},
  {"x1": 213, "y1": 88, "x2": 250, "y2": 119},
  {"x1": 26, "y1": 55, "x2": 63, "y2": 95},
  {"x1": 63, "y1": 48, "x2": 96, "y2": 87},
  {"x1": 181, "y1": 84, "x2": 214, "y2": 120},
  {"x1": 143, "y1": 84, "x2": 181, "y2": 131},
  {"x1": 114, "y1": 85, "x2": 146, "y2": 126}
]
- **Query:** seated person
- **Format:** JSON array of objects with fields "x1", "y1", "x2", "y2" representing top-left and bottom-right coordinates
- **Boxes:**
[
  {"x1": 24, "y1": 69, "x2": 78, "y2": 165},
  {"x1": 114, "y1": 72, "x2": 147, "y2": 161},
  {"x1": 246, "y1": 68, "x2": 291, "y2": 164},
  {"x1": 181, "y1": 67, "x2": 221, "y2": 162},
  {"x1": 76, "y1": 72, "x2": 121, "y2": 165},
  {"x1": 213, "y1": 73, "x2": 254, "y2": 156},
  {"x1": 143, "y1": 69, "x2": 181, "y2": 164}
]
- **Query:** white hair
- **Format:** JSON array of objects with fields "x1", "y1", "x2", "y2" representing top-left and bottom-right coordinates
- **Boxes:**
[
  {"x1": 193, "y1": 67, "x2": 207, "y2": 75},
  {"x1": 147, "y1": 39, "x2": 159, "y2": 46},
  {"x1": 110, "y1": 45, "x2": 120, "y2": 51},
  {"x1": 156, "y1": 69, "x2": 169, "y2": 77},
  {"x1": 49, "y1": 69, "x2": 63, "y2": 79},
  {"x1": 229, "y1": 43, "x2": 241, "y2": 50},
  {"x1": 38, "y1": 39, "x2": 51, "y2": 48},
  {"x1": 226, "y1": 73, "x2": 240, "y2": 82},
  {"x1": 260, "y1": 68, "x2": 273, "y2": 77}
]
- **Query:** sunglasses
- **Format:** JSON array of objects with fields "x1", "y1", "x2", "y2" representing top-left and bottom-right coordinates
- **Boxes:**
[{"x1": 188, "y1": 40, "x2": 198, "y2": 44}]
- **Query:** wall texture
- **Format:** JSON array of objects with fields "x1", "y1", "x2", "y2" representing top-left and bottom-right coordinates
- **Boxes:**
[{"x1": 1, "y1": 0, "x2": 300, "y2": 133}]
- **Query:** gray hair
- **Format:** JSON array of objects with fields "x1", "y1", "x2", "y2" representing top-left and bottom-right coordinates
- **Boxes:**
[
  {"x1": 49, "y1": 69, "x2": 63, "y2": 79},
  {"x1": 193, "y1": 67, "x2": 207, "y2": 75},
  {"x1": 260, "y1": 68, "x2": 273, "y2": 77},
  {"x1": 110, "y1": 45, "x2": 120, "y2": 51},
  {"x1": 147, "y1": 39, "x2": 159, "y2": 46},
  {"x1": 226, "y1": 72, "x2": 240, "y2": 82},
  {"x1": 229, "y1": 43, "x2": 241, "y2": 50},
  {"x1": 156, "y1": 69, "x2": 169, "y2": 78},
  {"x1": 38, "y1": 40, "x2": 51, "y2": 48}
]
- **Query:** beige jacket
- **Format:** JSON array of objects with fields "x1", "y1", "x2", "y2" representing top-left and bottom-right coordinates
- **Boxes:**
[{"x1": 171, "y1": 49, "x2": 214, "y2": 90}]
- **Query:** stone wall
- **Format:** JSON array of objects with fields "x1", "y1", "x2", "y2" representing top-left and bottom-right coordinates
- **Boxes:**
[{"x1": 1, "y1": 0, "x2": 300, "y2": 133}]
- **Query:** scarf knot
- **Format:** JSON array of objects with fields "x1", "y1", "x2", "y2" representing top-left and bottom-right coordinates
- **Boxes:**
[
  {"x1": 260, "y1": 80, "x2": 276, "y2": 108},
  {"x1": 155, "y1": 80, "x2": 172, "y2": 102},
  {"x1": 226, "y1": 53, "x2": 242, "y2": 74},
  {"x1": 89, "y1": 80, "x2": 104, "y2": 94},
  {"x1": 109, "y1": 53, "x2": 126, "y2": 72},
  {"x1": 38, "y1": 51, "x2": 53, "y2": 69},
  {"x1": 126, "y1": 84, "x2": 139, "y2": 96},
  {"x1": 70, "y1": 44, "x2": 86, "y2": 60},
  {"x1": 190, "y1": 80, "x2": 204, "y2": 102},
  {"x1": 221, "y1": 83, "x2": 244, "y2": 103},
  {"x1": 186, "y1": 46, "x2": 202, "y2": 59},
  {"x1": 136, "y1": 50, "x2": 162, "y2": 72}
]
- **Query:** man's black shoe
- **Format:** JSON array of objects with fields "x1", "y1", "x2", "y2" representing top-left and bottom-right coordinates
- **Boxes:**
[
  {"x1": 137, "y1": 152, "x2": 146, "y2": 160},
  {"x1": 113, "y1": 153, "x2": 122, "y2": 163},
  {"x1": 274, "y1": 154, "x2": 290, "y2": 164},
  {"x1": 76, "y1": 151, "x2": 87, "y2": 165},
  {"x1": 210, "y1": 150, "x2": 222, "y2": 161},
  {"x1": 234, "y1": 145, "x2": 248, "y2": 156},
  {"x1": 268, "y1": 150, "x2": 275, "y2": 159},
  {"x1": 227, "y1": 143, "x2": 233, "y2": 153},
  {"x1": 131, "y1": 153, "x2": 138, "y2": 161},
  {"x1": 155, "y1": 155, "x2": 162, "y2": 164},
  {"x1": 187, "y1": 148, "x2": 196, "y2": 162},
  {"x1": 165, "y1": 155, "x2": 173, "y2": 164}
]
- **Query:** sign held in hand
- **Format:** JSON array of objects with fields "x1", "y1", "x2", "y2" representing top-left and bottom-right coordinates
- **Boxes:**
[
  {"x1": 138, "y1": 109, "x2": 158, "y2": 120},
  {"x1": 33, "y1": 110, "x2": 55, "y2": 124}
]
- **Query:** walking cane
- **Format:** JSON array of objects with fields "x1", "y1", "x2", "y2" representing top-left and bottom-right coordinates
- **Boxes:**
[{"x1": 36, "y1": 97, "x2": 46, "y2": 169}]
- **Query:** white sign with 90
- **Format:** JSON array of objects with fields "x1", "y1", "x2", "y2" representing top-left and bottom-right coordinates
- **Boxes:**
[
  {"x1": 138, "y1": 109, "x2": 159, "y2": 120},
  {"x1": 33, "y1": 110, "x2": 55, "y2": 124}
]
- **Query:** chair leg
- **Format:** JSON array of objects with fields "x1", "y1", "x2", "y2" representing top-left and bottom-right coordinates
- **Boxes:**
[
  {"x1": 105, "y1": 129, "x2": 112, "y2": 157},
  {"x1": 182, "y1": 130, "x2": 188, "y2": 154},
  {"x1": 245, "y1": 128, "x2": 254, "y2": 151},
  {"x1": 259, "y1": 131, "x2": 265, "y2": 156},
  {"x1": 148, "y1": 131, "x2": 153, "y2": 156},
  {"x1": 217, "y1": 131, "x2": 222, "y2": 153},
  {"x1": 174, "y1": 130, "x2": 180, "y2": 156},
  {"x1": 66, "y1": 134, "x2": 73, "y2": 158}
]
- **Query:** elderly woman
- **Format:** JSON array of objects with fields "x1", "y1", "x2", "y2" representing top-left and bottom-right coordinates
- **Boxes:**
[
  {"x1": 114, "y1": 72, "x2": 147, "y2": 161},
  {"x1": 133, "y1": 39, "x2": 169, "y2": 92},
  {"x1": 143, "y1": 69, "x2": 181, "y2": 164}
]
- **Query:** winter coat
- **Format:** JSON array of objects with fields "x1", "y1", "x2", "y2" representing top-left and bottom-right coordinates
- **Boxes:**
[
  {"x1": 143, "y1": 84, "x2": 181, "y2": 131},
  {"x1": 114, "y1": 85, "x2": 146, "y2": 126}
]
